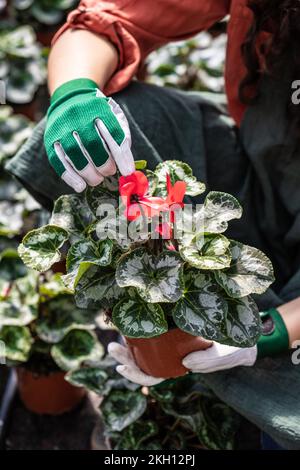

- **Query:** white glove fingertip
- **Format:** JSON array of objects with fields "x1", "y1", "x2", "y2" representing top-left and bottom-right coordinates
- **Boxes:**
[{"x1": 116, "y1": 364, "x2": 164, "y2": 387}]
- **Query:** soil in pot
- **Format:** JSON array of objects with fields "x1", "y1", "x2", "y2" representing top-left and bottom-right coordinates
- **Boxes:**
[
  {"x1": 16, "y1": 368, "x2": 85, "y2": 415},
  {"x1": 126, "y1": 328, "x2": 212, "y2": 379}
]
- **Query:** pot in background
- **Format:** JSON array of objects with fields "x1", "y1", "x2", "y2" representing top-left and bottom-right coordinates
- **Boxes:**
[
  {"x1": 126, "y1": 328, "x2": 212, "y2": 379},
  {"x1": 16, "y1": 368, "x2": 85, "y2": 415}
]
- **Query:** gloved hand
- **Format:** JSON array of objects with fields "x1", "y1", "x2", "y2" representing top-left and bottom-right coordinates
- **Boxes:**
[
  {"x1": 108, "y1": 342, "x2": 165, "y2": 386},
  {"x1": 108, "y1": 309, "x2": 289, "y2": 385},
  {"x1": 108, "y1": 341, "x2": 256, "y2": 386},
  {"x1": 44, "y1": 78, "x2": 135, "y2": 192}
]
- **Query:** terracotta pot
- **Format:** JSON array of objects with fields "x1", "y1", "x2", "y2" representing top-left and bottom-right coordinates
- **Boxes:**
[
  {"x1": 126, "y1": 328, "x2": 213, "y2": 379},
  {"x1": 16, "y1": 368, "x2": 85, "y2": 415}
]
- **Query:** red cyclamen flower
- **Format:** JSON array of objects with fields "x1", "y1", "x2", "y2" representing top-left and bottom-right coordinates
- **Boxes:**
[{"x1": 119, "y1": 171, "x2": 168, "y2": 221}]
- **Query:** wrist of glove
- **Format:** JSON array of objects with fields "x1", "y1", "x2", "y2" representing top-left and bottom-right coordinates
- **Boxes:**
[
  {"x1": 44, "y1": 78, "x2": 135, "y2": 192},
  {"x1": 108, "y1": 308, "x2": 289, "y2": 386}
]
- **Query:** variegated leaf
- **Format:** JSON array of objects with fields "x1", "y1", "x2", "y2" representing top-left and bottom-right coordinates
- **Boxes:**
[
  {"x1": 112, "y1": 297, "x2": 168, "y2": 338},
  {"x1": 225, "y1": 296, "x2": 262, "y2": 347},
  {"x1": 18, "y1": 225, "x2": 69, "y2": 272},
  {"x1": 101, "y1": 390, "x2": 147, "y2": 432},
  {"x1": 0, "y1": 272, "x2": 39, "y2": 326},
  {"x1": 0, "y1": 325, "x2": 33, "y2": 362},
  {"x1": 116, "y1": 248, "x2": 184, "y2": 303},
  {"x1": 39, "y1": 273, "x2": 72, "y2": 301},
  {"x1": 86, "y1": 185, "x2": 119, "y2": 217},
  {"x1": 202, "y1": 191, "x2": 243, "y2": 233},
  {"x1": 51, "y1": 329, "x2": 104, "y2": 371},
  {"x1": 154, "y1": 160, "x2": 206, "y2": 197},
  {"x1": 215, "y1": 241, "x2": 274, "y2": 298},
  {"x1": 180, "y1": 234, "x2": 231, "y2": 270},
  {"x1": 63, "y1": 239, "x2": 114, "y2": 290},
  {"x1": 172, "y1": 271, "x2": 227, "y2": 340},
  {"x1": 75, "y1": 265, "x2": 125, "y2": 309},
  {"x1": 36, "y1": 296, "x2": 97, "y2": 343},
  {"x1": 66, "y1": 367, "x2": 109, "y2": 394},
  {"x1": 50, "y1": 194, "x2": 94, "y2": 237}
]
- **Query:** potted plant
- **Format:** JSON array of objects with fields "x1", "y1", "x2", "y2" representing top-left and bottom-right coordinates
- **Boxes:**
[
  {"x1": 0, "y1": 255, "x2": 104, "y2": 414},
  {"x1": 18, "y1": 160, "x2": 274, "y2": 379},
  {"x1": 66, "y1": 357, "x2": 240, "y2": 450}
]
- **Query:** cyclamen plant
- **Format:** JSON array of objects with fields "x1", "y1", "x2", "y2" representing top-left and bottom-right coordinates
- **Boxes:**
[
  {"x1": 0, "y1": 265, "x2": 104, "y2": 372},
  {"x1": 18, "y1": 160, "x2": 274, "y2": 347}
]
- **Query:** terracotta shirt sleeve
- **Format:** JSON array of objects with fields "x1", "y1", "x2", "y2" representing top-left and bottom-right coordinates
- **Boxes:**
[{"x1": 52, "y1": 0, "x2": 230, "y2": 95}]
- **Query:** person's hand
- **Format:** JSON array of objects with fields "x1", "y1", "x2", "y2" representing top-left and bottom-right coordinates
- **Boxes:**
[
  {"x1": 182, "y1": 342, "x2": 257, "y2": 373},
  {"x1": 44, "y1": 78, "x2": 135, "y2": 192},
  {"x1": 108, "y1": 342, "x2": 165, "y2": 386},
  {"x1": 108, "y1": 341, "x2": 257, "y2": 386}
]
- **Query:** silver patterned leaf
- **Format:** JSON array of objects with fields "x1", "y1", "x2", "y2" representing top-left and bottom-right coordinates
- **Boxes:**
[
  {"x1": 39, "y1": 273, "x2": 72, "y2": 301},
  {"x1": 63, "y1": 239, "x2": 114, "y2": 290},
  {"x1": 66, "y1": 367, "x2": 109, "y2": 394},
  {"x1": 101, "y1": 390, "x2": 147, "y2": 432},
  {"x1": 172, "y1": 271, "x2": 227, "y2": 340},
  {"x1": 75, "y1": 265, "x2": 125, "y2": 310},
  {"x1": 116, "y1": 248, "x2": 184, "y2": 303},
  {"x1": 36, "y1": 296, "x2": 97, "y2": 343},
  {"x1": 0, "y1": 272, "x2": 39, "y2": 326},
  {"x1": 180, "y1": 234, "x2": 231, "y2": 270},
  {"x1": 86, "y1": 185, "x2": 119, "y2": 217},
  {"x1": 214, "y1": 241, "x2": 275, "y2": 298},
  {"x1": 0, "y1": 325, "x2": 33, "y2": 362},
  {"x1": 112, "y1": 297, "x2": 168, "y2": 338},
  {"x1": 50, "y1": 194, "x2": 94, "y2": 238},
  {"x1": 225, "y1": 296, "x2": 262, "y2": 347},
  {"x1": 154, "y1": 160, "x2": 206, "y2": 197},
  {"x1": 18, "y1": 225, "x2": 69, "y2": 272},
  {"x1": 51, "y1": 329, "x2": 104, "y2": 371},
  {"x1": 202, "y1": 191, "x2": 243, "y2": 233}
]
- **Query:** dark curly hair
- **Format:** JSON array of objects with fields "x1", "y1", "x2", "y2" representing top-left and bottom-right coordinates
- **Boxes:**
[{"x1": 239, "y1": 0, "x2": 300, "y2": 112}]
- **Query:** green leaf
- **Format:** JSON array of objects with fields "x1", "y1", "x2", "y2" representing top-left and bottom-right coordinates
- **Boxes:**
[
  {"x1": 172, "y1": 271, "x2": 227, "y2": 340},
  {"x1": 214, "y1": 241, "x2": 274, "y2": 298},
  {"x1": 202, "y1": 191, "x2": 243, "y2": 233},
  {"x1": 66, "y1": 367, "x2": 109, "y2": 394},
  {"x1": 116, "y1": 248, "x2": 184, "y2": 303},
  {"x1": 154, "y1": 160, "x2": 206, "y2": 196},
  {"x1": 225, "y1": 296, "x2": 261, "y2": 347},
  {"x1": 39, "y1": 273, "x2": 72, "y2": 301},
  {"x1": 114, "y1": 420, "x2": 158, "y2": 450},
  {"x1": 101, "y1": 390, "x2": 147, "y2": 432},
  {"x1": 0, "y1": 325, "x2": 33, "y2": 362},
  {"x1": 67, "y1": 357, "x2": 140, "y2": 395},
  {"x1": 180, "y1": 234, "x2": 231, "y2": 270},
  {"x1": 50, "y1": 194, "x2": 94, "y2": 237},
  {"x1": 51, "y1": 329, "x2": 104, "y2": 371},
  {"x1": 63, "y1": 239, "x2": 114, "y2": 290},
  {"x1": 75, "y1": 265, "x2": 125, "y2": 310},
  {"x1": 0, "y1": 272, "x2": 39, "y2": 327},
  {"x1": 112, "y1": 297, "x2": 168, "y2": 338},
  {"x1": 86, "y1": 185, "x2": 119, "y2": 217},
  {"x1": 18, "y1": 225, "x2": 69, "y2": 272},
  {"x1": 36, "y1": 296, "x2": 97, "y2": 343},
  {"x1": 135, "y1": 160, "x2": 147, "y2": 170}
]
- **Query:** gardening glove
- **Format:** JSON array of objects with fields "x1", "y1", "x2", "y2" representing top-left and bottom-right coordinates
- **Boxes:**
[
  {"x1": 108, "y1": 342, "x2": 164, "y2": 387},
  {"x1": 108, "y1": 309, "x2": 289, "y2": 383},
  {"x1": 44, "y1": 78, "x2": 135, "y2": 192}
]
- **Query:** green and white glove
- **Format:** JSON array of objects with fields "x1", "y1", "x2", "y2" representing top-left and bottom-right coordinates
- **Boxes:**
[{"x1": 44, "y1": 78, "x2": 135, "y2": 192}]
